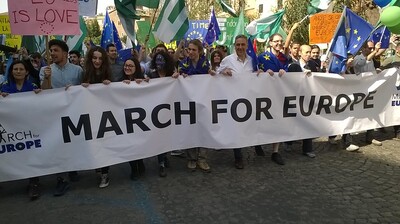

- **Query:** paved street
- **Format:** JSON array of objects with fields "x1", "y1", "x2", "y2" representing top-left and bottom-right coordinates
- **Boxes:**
[{"x1": 0, "y1": 129, "x2": 399, "y2": 224}]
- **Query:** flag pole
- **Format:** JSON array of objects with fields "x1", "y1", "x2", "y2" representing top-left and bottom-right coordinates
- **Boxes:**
[
  {"x1": 379, "y1": 26, "x2": 386, "y2": 43},
  {"x1": 145, "y1": 7, "x2": 159, "y2": 47},
  {"x1": 45, "y1": 35, "x2": 50, "y2": 65},
  {"x1": 299, "y1": 15, "x2": 309, "y2": 24}
]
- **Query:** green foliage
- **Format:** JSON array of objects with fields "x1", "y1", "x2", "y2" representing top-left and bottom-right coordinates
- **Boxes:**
[
  {"x1": 85, "y1": 19, "x2": 101, "y2": 45},
  {"x1": 283, "y1": 0, "x2": 309, "y2": 44},
  {"x1": 186, "y1": 0, "x2": 214, "y2": 20}
]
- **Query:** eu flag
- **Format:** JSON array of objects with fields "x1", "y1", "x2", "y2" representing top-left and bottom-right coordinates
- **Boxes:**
[
  {"x1": 329, "y1": 16, "x2": 347, "y2": 58},
  {"x1": 101, "y1": 11, "x2": 114, "y2": 49},
  {"x1": 329, "y1": 55, "x2": 346, "y2": 74},
  {"x1": 118, "y1": 48, "x2": 132, "y2": 62},
  {"x1": 205, "y1": 7, "x2": 221, "y2": 45},
  {"x1": 328, "y1": 7, "x2": 373, "y2": 73},
  {"x1": 345, "y1": 8, "x2": 373, "y2": 55},
  {"x1": 246, "y1": 37, "x2": 258, "y2": 72},
  {"x1": 370, "y1": 26, "x2": 391, "y2": 49},
  {"x1": 112, "y1": 21, "x2": 123, "y2": 51}
]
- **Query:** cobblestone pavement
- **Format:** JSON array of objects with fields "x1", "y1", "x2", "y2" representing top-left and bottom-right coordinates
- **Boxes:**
[{"x1": 0, "y1": 129, "x2": 399, "y2": 224}]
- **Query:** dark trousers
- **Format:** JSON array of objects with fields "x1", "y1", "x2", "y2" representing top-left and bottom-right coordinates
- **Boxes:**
[
  {"x1": 233, "y1": 148, "x2": 242, "y2": 160},
  {"x1": 158, "y1": 153, "x2": 166, "y2": 164},
  {"x1": 286, "y1": 139, "x2": 313, "y2": 153},
  {"x1": 394, "y1": 125, "x2": 400, "y2": 137},
  {"x1": 101, "y1": 166, "x2": 109, "y2": 174},
  {"x1": 342, "y1": 134, "x2": 353, "y2": 147}
]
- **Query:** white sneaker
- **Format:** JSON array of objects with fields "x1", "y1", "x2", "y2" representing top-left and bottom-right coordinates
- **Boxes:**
[
  {"x1": 370, "y1": 139, "x2": 382, "y2": 146},
  {"x1": 99, "y1": 174, "x2": 109, "y2": 188},
  {"x1": 346, "y1": 144, "x2": 360, "y2": 152}
]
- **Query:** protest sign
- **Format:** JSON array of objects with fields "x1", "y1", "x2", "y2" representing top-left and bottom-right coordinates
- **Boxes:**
[
  {"x1": 0, "y1": 69, "x2": 399, "y2": 181},
  {"x1": 79, "y1": 0, "x2": 97, "y2": 17},
  {"x1": 7, "y1": 0, "x2": 80, "y2": 35},
  {"x1": 0, "y1": 15, "x2": 11, "y2": 34},
  {"x1": 309, "y1": 13, "x2": 341, "y2": 44},
  {"x1": 5, "y1": 34, "x2": 22, "y2": 49}
]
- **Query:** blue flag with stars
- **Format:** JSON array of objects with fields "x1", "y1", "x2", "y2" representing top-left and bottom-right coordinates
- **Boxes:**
[
  {"x1": 369, "y1": 26, "x2": 391, "y2": 49},
  {"x1": 205, "y1": 7, "x2": 221, "y2": 45},
  {"x1": 328, "y1": 7, "x2": 373, "y2": 73},
  {"x1": 329, "y1": 55, "x2": 346, "y2": 74},
  {"x1": 329, "y1": 16, "x2": 347, "y2": 59},
  {"x1": 112, "y1": 21, "x2": 123, "y2": 51},
  {"x1": 184, "y1": 20, "x2": 209, "y2": 42},
  {"x1": 101, "y1": 11, "x2": 114, "y2": 50},
  {"x1": 246, "y1": 37, "x2": 258, "y2": 72},
  {"x1": 118, "y1": 48, "x2": 132, "y2": 62},
  {"x1": 345, "y1": 8, "x2": 373, "y2": 55}
]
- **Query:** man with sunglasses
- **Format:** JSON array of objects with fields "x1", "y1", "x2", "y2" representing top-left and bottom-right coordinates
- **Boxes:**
[{"x1": 349, "y1": 40, "x2": 383, "y2": 148}]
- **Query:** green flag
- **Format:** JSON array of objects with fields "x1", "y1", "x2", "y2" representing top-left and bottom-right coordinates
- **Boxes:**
[
  {"x1": 245, "y1": 10, "x2": 285, "y2": 39},
  {"x1": 216, "y1": 0, "x2": 238, "y2": 17},
  {"x1": 137, "y1": 0, "x2": 159, "y2": 8},
  {"x1": 66, "y1": 16, "x2": 87, "y2": 53},
  {"x1": 227, "y1": 10, "x2": 246, "y2": 51},
  {"x1": 153, "y1": 0, "x2": 189, "y2": 43},
  {"x1": 137, "y1": 20, "x2": 156, "y2": 49},
  {"x1": 307, "y1": 0, "x2": 332, "y2": 15},
  {"x1": 21, "y1": 35, "x2": 46, "y2": 54},
  {"x1": 114, "y1": 0, "x2": 140, "y2": 43}
]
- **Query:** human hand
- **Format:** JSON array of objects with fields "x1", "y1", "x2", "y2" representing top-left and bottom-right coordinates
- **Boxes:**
[
  {"x1": 81, "y1": 83, "x2": 90, "y2": 88},
  {"x1": 278, "y1": 69, "x2": 285, "y2": 77},
  {"x1": 222, "y1": 68, "x2": 232, "y2": 76},
  {"x1": 44, "y1": 66, "x2": 52, "y2": 79}
]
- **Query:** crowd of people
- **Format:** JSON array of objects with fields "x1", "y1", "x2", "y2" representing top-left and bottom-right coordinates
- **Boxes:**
[{"x1": 1, "y1": 22, "x2": 399, "y2": 201}]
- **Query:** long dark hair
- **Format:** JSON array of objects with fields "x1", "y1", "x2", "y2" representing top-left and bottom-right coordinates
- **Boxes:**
[
  {"x1": 122, "y1": 57, "x2": 144, "y2": 80},
  {"x1": 7, "y1": 60, "x2": 29, "y2": 83},
  {"x1": 83, "y1": 46, "x2": 111, "y2": 83},
  {"x1": 210, "y1": 50, "x2": 224, "y2": 71},
  {"x1": 150, "y1": 51, "x2": 175, "y2": 77}
]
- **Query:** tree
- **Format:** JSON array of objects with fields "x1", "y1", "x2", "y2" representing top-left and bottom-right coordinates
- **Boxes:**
[
  {"x1": 86, "y1": 19, "x2": 101, "y2": 45},
  {"x1": 283, "y1": 0, "x2": 309, "y2": 44},
  {"x1": 333, "y1": 0, "x2": 379, "y2": 24},
  {"x1": 186, "y1": 0, "x2": 214, "y2": 20}
]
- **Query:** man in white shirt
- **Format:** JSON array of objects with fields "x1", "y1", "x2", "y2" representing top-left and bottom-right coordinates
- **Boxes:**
[
  {"x1": 218, "y1": 35, "x2": 254, "y2": 76},
  {"x1": 217, "y1": 35, "x2": 255, "y2": 169}
]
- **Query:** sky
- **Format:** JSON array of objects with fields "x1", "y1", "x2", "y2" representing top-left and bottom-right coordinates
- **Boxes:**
[{"x1": 0, "y1": 0, "x2": 114, "y2": 15}]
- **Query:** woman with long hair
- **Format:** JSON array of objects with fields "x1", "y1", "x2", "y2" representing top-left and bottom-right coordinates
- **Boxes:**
[
  {"x1": 146, "y1": 51, "x2": 177, "y2": 177},
  {"x1": 82, "y1": 46, "x2": 112, "y2": 86},
  {"x1": 120, "y1": 57, "x2": 148, "y2": 180},
  {"x1": 121, "y1": 57, "x2": 147, "y2": 83},
  {"x1": 82, "y1": 46, "x2": 112, "y2": 188},
  {"x1": 209, "y1": 50, "x2": 224, "y2": 75}
]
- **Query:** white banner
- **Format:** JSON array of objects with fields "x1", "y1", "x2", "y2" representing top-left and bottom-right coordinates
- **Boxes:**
[
  {"x1": 79, "y1": 0, "x2": 97, "y2": 17},
  {"x1": 1, "y1": 69, "x2": 400, "y2": 181}
]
